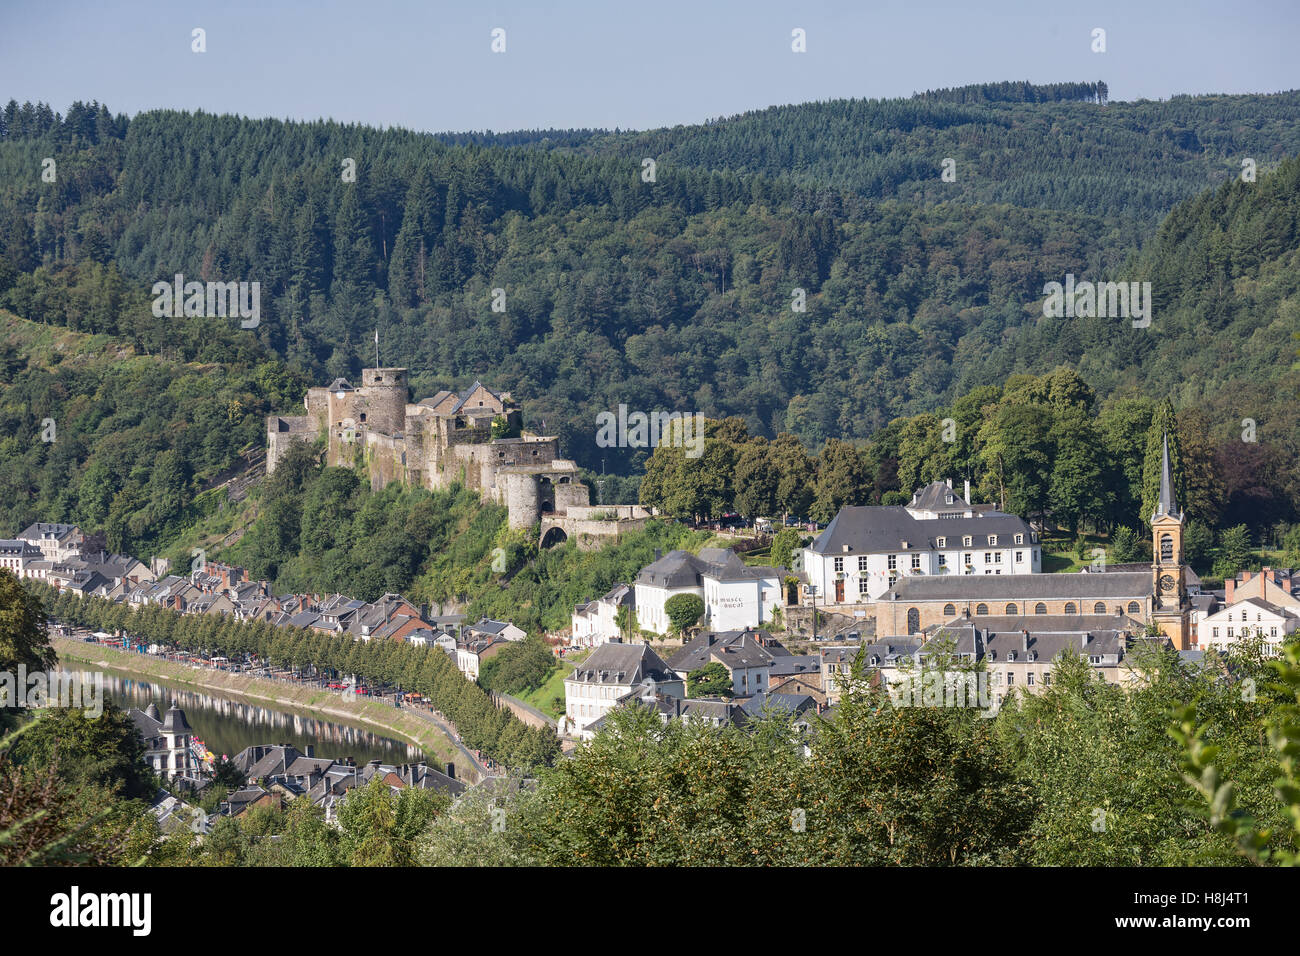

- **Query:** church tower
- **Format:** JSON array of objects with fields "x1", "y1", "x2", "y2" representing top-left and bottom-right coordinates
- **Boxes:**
[{"x1": 1150, "y1": 433, "x2": 1191, "y2": 649}]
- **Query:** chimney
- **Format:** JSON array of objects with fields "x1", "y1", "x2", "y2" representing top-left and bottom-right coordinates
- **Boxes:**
[
  {"x1": 704, "y1": 633, "x2": 714, "y2": 647},
  {"x1": 445, "y1": 762, "x2": 455, "y2": 780},
  {"x1": 946, "y1": 478, "x2": 953, "y2": 489},
  {"x1": 1225, "y1": 575, "x2": 1235, "y2": 604},
  {"x1": 305, "y1": 744, "x2": 314, "y2": 758},
  {"x1": 654, "y1": 549, "x2": 662, "y2": 561},
  {"x1": 1081, "y1": 634, "x2": 1088, "y2": 650},
  {"x1": 1021, "y1": 630, "x2": 1029, "y2": 653},
  {"x1": 964, "y1": 480, "x2": 971, "y2": 505}
]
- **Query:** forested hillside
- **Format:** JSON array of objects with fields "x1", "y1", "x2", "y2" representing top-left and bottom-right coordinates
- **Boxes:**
[
  {"x1": 0, "y1": 311, "x2": 306, "y2": 558},
  {"x1": 3, "y1": 89, "x2": 1299, "y2": 478},
  {"x1": 574, "y1": 86, "x2": 1300, "y2": 225}
]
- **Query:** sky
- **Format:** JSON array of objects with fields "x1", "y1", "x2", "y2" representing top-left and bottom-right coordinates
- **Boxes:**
[{"x1": 0, "y1": 0, "x2": 1296, "y2": 133}]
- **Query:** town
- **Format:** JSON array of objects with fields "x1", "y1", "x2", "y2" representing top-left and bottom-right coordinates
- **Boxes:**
[{"x1": 5, "y1": 422, "x2": 1293, "y2": 826}]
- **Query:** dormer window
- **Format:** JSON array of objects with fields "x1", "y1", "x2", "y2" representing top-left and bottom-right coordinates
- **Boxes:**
[
  {"x1": 1015, "y1": 534, "x2": 1024, "y2": 545},
  {"x1": 945, "y1": 495, "x2": 954, "y2": 504},
  {"x1": 989, "y1": 535, "x2": 997, "y2": 546},
  {"x1": 937, "y1": 537, "x2": 946, "y2": 548},
  {"x1": 963, "y1": 536, "x2": 972, "y2": 547}
]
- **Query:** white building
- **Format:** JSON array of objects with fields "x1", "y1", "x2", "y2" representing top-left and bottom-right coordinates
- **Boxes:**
[
  {"x1": 802, "y1": 481, "x2": 1039, "y2": 607},
  {"x1": 560, "y1": 641, "x2": 684, "y2": 738},
  {"x1": 634, "y1": 549, "x2": 783, "y2": 636},
  {"x1": 0, "y1": 539, "x2": 42, "y2": 576},
  {"x1": 571, "y1": 584, "x2": 634, "y2": 647},
  {"x1": 1199, "y1": 597, "x2": 1299, "y2": 651},
  {"x1": 667, "y1": 629, "x2": 785, "y2": 698}
]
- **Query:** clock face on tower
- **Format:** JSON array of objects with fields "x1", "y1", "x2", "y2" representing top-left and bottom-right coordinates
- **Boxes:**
[{"x1": 1159, "y1": 574, "x2": 1176, "y2": 593}]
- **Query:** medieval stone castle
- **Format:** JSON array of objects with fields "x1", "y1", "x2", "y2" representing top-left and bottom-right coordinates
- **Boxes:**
[{"x1": 266, "y1": 368, "x2": 649, "y2": 548}]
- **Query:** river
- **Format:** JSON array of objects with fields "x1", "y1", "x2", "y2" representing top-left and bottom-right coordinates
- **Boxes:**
[{"x1": 58, "y1": 668, "x2": 423, "y2": 766}]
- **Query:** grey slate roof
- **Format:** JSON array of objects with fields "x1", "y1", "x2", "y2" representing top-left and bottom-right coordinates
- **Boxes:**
[
  {"x1": 636, "y1": 550, "x2": 710, "y2": 588},
  {"x1": 636, "y1": 549, "x2": 779, "y2": 588},
  {"x1": 919, "y1": 615, "x2": 1131, "y2": 663},
  {"x1": 1154, "y1": 432, "x2": 1181, "y2": 520},
  {"x1": 885, "y1": 571, "x2": 1151, "y2": 602},
  {"x1": 909, "y1": 481, "x2": 972, "y2": 512},
  {"x1": 569, "y1": 642, "x2": 676, "y2": 685},
  {"x1": 739, "y1": 692, "x2": 817, "y2": 718},
  {"x1": 159, "y1": 702, "x2": 193, "y2": 735},
  {"x1": 809, "y1": 503, "x2": 1033, "y2": 555},
  {"x1": 668, "y1": 629, "x2": 782, "y2": 674},
  {"x1": 769, "y1": 655, "x2": 821, "y2": 677}
]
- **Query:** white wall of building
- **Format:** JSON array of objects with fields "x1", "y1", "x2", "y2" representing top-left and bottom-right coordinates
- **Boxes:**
[{"x1": 803, "y1": 538, "x2": 1040, "y2": 606}]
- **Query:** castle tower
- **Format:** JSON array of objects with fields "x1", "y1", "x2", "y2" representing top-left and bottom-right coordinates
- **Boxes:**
[
  {"x1": 505, "y1": 471, "x2": 542, "y2": 529},
  {"x1": 360, "y1": 368, "x2": 409, "y2": 435},
  {"x1": 1150, "y1": 433, "x2": 1191, "y2": 649}
]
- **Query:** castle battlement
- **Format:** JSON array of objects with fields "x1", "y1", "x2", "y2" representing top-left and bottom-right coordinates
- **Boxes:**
[{"x1": 267, "y1": 369, "x2": 646, "y2": 549}]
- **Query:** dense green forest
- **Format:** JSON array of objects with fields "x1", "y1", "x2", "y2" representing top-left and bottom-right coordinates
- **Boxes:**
[
  {"x1": 575, "y1": 87, "x2": 1300, "y2": 224},
  {"x1": 0, "y1": 310, "x2": 307, "y2": 558},
  {"x1": 2, "y1": 86, "x2": 1299, "y2": 603},
  {"x1": 3, "y1": 88, "x2": 1299, "y2": 484}
]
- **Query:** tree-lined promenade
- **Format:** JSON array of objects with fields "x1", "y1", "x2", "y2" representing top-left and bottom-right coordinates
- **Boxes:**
[
  {"x1": 52, "y1": 633, "x2": 486, "y2": 781},
  {"x1": 27, "y1": 580, "x2": 560, "y2": 771}
]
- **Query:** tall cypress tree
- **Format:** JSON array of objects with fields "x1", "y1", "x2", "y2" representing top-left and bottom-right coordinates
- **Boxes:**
[{"x1": 1141, "y1": 399, "x2": 1186, "y2": 529}]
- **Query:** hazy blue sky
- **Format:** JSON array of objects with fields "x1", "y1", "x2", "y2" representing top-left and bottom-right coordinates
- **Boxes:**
[{"x1": 1, "y1": 0, "x2": 1296, "y2": 132}]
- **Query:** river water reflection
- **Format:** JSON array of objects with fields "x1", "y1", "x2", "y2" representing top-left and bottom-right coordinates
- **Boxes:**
[{"x1": 60, "y1": 669, "x2": 423, "y2": 766}]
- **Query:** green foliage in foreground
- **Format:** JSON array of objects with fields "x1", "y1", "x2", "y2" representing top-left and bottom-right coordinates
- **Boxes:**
[
  {"x1": 410, "y1": 642, "x2": 1294, "y2": 867},
  {"x1": 1174, "y1": 641, "x2": 1300, "y2": 865}
]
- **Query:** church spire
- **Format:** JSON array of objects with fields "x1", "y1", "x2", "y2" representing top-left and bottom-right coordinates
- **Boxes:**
[{"x1": 1154, "y1": 432, "x2": 1180, "y2": 520}]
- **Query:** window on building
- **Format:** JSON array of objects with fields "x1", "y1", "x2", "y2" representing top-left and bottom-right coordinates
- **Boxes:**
[
  {"x1": 937, "y1": 537, "x2": 946, "y2": 548},
  {"x1": 887, "y1": 554, "x2": 896, "y2": 570},
  {"x1": 938, "y1": 553, "x2": 947, "y2": 567},
  {"x1": 984, "y1": 552, "x2": 992, "y2": 564},
  {"x1": 858, "y1": 578, "x2": 870, "y2": 595},
  {"x1": 1015, "y1": 534, "x2": 1024, "y2": 545},
  {"x1": 1027, "y1": 673, "x2": 1035, "y2": 686},
  {"x1": 1127, "y1": 601, "x2": 1141, "y2": 615},
  {"x1": 1160, "y1": 534, "x2": 1174, "y2": 562},
  {"x1": 1227, "y1": 627, "x2": 1234, "y2": 638},
  {"x1": 1272, "y1": 627, "x2": 1278, "y2": 638},
  {"x1": 963, "y1": 553, "x2": 973, "y2": 566},
  {"x1": 943, "y1": 603, "x2": 956, "y2": 617},
  {"x1": 911, "y1": 554, "x2": 921, "y2": 570},
  {"x1": 1212, "y1": 627, "x2": 1219, "y2": 638},
  {"x1": 834, "y1": 557, "x2": 843, "y2": 573},
  {"x1": 1094, "y1": 602, "x2": 1106, "y2": 614},
  {"x1": 858, "y1": 556, "x2": 869, "y2": 572},
  {"x1": 1006, "y1": 672, "x2": 1014, "y2": 685},
  {"x1": 995, "y1": 553, "x2": 1003, "y2": 564},
  {"x1": 1043, "y1": 672, "x2": 1051, "y2": 685},
  {"x1": 963, "y1": 536, "x2": 972, "y2": 547},
  {"x1": 1015, "y1": 551, "x2": 1024, "y2": 563},
  {"x1": 1064, "y1": 602, "x2": 1077, "y2": 614},
  {"x1": 1034, "y1": 602, "x2": 1047, "y2": 615},
  {"x1": 975, "y1": 603, "x2": 988, "y2": 615},
  {"x1": 1005, "y1": 603, "x2": 1017, "y2": 614}
]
